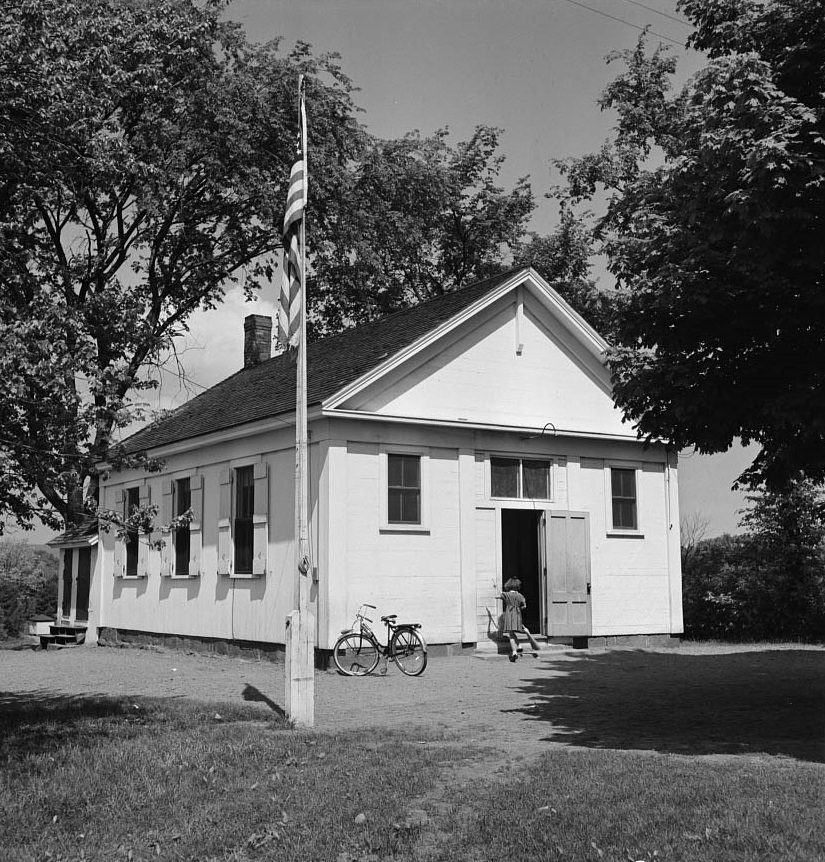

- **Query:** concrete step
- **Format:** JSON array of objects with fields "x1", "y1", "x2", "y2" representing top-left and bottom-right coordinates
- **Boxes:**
[{"x1": 473, "y1": 636, "x2": 571, "y2": 658}]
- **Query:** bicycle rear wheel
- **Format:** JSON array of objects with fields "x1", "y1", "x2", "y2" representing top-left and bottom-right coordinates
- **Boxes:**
[
  {"x1": 390, "y1": 627, "x2": 427, "y2": 676},
  {"x1": 332, "y1": 632, "x2": 380, "y2": 676}
]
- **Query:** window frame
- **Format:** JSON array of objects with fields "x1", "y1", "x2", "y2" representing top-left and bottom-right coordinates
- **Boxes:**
[
  {"x1": 124, "y1": 486, "x2": 141, "y2": 577},
  {"x1": 233, "y1": 464, "x2": 255, "y2": 575},
  {"x1": 489, "y1": 455, "x2": 553, "y2": 502},
  {"x1": 173, "y1": 476, "x2": 192, "y2": 577},
  {"x1": 605, "y1": 462, "x2": 644, "y2": 537},
  {"x1": 380, "y1": 447, "x2": 430, "y2": 533}
]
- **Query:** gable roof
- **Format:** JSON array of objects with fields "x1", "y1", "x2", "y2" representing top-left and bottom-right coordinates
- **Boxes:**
[
  {"x1": 117, "y1": 269, "x2": 525, "y2": 456},
  {"x1": 47, "y1": 518, "x2": 99, "y2": 548}
]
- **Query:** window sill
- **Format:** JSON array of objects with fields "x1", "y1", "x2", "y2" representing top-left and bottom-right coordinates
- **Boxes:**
[
  {"x1": 225, "y1": 572, "x2": 264, "y2": 579},
  {"x1": 379, "y1": 524, "x2": 431, "y2": 535},
  {"x1": 118, "y1": 574, "x2": 147, "y2": 580},
  {"x1": 164, "y1": 573, "x2": 200, "y2": 580},
  {"x1": 606, "y1": 529, "x2": 645, "y2": 539}
]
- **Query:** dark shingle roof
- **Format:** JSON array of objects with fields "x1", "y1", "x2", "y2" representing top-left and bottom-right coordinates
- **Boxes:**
[
  {"x1": 47, "y1": 518, "x2": 99, "y2": 546},
  {"x1": 117, "y1": 269, "x2": 523, "y2": 456}
]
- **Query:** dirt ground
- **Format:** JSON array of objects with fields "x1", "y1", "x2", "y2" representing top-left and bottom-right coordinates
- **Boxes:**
[{"x1": 2, "y1": 640, "x2": 823, "y2": 766}]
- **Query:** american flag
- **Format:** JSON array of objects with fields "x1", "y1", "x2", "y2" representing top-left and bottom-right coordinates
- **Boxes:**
[{"x1": 278, "y1": 81, "x2": 307, "y2": 351}]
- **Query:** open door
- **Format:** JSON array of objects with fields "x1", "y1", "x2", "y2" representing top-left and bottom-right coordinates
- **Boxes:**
[
  {"x1": 543, "y1": 511, "x2": 591, "y2": 637},
  {"x1": 500, "y1": 509, "x2": 542, "y2": 633}
]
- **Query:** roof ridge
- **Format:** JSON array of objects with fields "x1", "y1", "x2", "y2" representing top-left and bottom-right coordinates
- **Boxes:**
[
  {"x1": 306, "y1": 266, "x2": 526, "y2": 350},
  {"x1": 114, "y1": 266, "x2": 530, "y2": 456}
]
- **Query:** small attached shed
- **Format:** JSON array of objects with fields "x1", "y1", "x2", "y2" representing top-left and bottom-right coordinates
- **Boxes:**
[
  {"x1": 47, "y1": 518, "x2": 99, "y2": 645},
  {"x1": 92, "y1": 268, "x2": 683, "y2": 655}
]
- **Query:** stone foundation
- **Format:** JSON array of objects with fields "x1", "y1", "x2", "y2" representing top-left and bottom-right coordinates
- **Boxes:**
[{"x1": 95, "y1": 627, "x2": 681, "y2": 664}]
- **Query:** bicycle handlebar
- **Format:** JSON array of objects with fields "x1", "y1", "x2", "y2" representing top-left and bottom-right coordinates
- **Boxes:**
[{"x1": 355, "y1": 603, "x2": 376, "y2": 624}]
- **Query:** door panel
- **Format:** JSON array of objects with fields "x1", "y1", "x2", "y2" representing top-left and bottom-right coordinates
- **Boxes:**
[
  {"x1": 61, "y1": 549, "x2": 73, "y2": 618},
  {"x1": 75, "y1": 547, "x2": 91, "y2": 622},
  {"x1": 545, "y1": 511, "x2": 591, "y2": 636}
]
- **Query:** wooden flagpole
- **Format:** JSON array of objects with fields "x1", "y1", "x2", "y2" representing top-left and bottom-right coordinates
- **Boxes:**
[{"x1": 285, "y1": 76, "x2": 314, "y2": 727}]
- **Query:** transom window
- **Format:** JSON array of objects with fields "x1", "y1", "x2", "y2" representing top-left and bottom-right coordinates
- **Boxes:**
[
  {"x1": 491, "y1": 457, "x2": 551, "y2": 500},
  {"x1": 174, "y1": 477, "x2": 191, "y2": 576},
  {"x1": 387, "y1": 454, "x2": 421, "y2": 524},
  {"x1": 611, "y1": 467, "x2": 638, "y2": 530},
  {"x1": 234, "y1": 465, "x2": 255, "y2": 574}
]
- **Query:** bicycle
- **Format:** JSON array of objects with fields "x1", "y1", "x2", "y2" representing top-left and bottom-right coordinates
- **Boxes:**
[{"x1": 332, "y1": 604, "x2": 428, "y2": 677}]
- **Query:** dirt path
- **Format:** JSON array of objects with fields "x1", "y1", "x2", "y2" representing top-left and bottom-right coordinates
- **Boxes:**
[{"x1": 2, "y1": 641, "x2": 823, "y2": 765}]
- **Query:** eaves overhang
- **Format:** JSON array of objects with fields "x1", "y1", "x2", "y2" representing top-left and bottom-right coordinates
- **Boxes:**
[{"x1": 321, "y1": 268, "x2": 610, "y2": 412}]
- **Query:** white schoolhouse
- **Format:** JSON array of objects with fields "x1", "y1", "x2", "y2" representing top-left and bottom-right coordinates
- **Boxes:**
[{"x1": 52, "y1": 268, "x2": 683, "y2": 654}]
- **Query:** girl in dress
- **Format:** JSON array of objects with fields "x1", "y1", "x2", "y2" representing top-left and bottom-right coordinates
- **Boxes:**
[{"x1": 500, "y1": 577, "x2": 541, "y2": 661}]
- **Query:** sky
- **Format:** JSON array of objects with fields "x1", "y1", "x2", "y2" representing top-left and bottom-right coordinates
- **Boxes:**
[
  {"x1": 15, "y1": 0, "x2": 755, "y2": 544},
  {"x1": 213, "y1": 0, "x2": 754, "y2": 538}
]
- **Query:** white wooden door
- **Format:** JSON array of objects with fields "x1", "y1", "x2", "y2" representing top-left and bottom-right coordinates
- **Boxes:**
[{"x1": 543, "y1": 511, "x2": 591, "y2": 636}]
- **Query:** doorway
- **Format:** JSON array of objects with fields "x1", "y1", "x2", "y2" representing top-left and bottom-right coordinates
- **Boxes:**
[
  {"x1": 500, "y1": 509, "x2": 542, "y2": 633},
  {"x1": 61, "y1": 550, "x2": 73, "y2": 619},
  {"x1": 75, "y1": 547, "x2": 91, "y2": 623}
]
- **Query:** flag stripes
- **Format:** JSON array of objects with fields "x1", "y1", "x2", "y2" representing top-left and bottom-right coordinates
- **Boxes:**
[{"x1": 278, "y1": 157, "x2": 305, "y2": 351}]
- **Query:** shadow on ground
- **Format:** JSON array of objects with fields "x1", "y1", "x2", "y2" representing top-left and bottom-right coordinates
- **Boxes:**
[
  {"x1": 0, "y1": 690, "x2": 284, "y2": 761},
  {"x1": 508, "y1": 648, "x2": 825, "y2": 763}
]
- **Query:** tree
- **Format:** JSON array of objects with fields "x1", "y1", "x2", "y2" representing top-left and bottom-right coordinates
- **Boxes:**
[
  {"x1": 309, "y1": 126, "x2": 535, "y2": 336},
  {"x1": 0, "y1": 0, "x2": 364, "y2": 530},
  {"x1": 0, "y1": 541, "x2": 58, "y2": 638},
  {"x1": 680, "y1": 510, "x2": 709, "y2": 570},
  {"x1": 557, "y1": 0, "x2": 825, "y2": 487},
  {"x1": 513, "y1": 206, "x2": 621, "y2": 338},
  {"x1": 681, "y1": 479, "x2": 825, "y2": 641},
  {"x1": 0, "y1": 1, "x2": 579, "y2": 535}
]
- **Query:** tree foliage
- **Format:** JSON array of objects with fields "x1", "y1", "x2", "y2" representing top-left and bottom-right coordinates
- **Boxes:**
[
  {"x1": 309, "y1": 125, "x2": 535, "y2": 336},
  {"x1": 0, "y1": 0, "x2": 612, "y2": 535},
  {"x1": 513, "y1": 206, "x2": 621, "y2": 338},
  {"x1": 0, "y1": 0, "x2": 363, "y2": 529},
  {"x1": 559, "y1": 0, "x2": 825, "y2": 487},
  {"x1": 0, "y1": 541, "x2": 58, "y2": 638},
  {"x1": 682, "y1": 479, "x2": 825, "y2": 641}
]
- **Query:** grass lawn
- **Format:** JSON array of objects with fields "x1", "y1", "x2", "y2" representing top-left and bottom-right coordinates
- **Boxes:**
[{"x1": 1, "y1": 694, "x2": 822, "y2": 862}]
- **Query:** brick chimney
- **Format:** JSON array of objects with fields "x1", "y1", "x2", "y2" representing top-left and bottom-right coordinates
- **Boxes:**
[{"x1": 243, "y1": 314, "x2": 272, "y2": 368}]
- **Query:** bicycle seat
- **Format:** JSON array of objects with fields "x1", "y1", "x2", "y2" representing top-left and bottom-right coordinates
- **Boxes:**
[{"x1": 380, "y1": 614, "x2": 397, "y2": 622}]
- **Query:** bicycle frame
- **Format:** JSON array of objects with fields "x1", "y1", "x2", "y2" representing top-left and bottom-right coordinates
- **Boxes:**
[
  {"x1": 333, "y1": 603, "x2": 427, "y2": 677},
  {"x1": 347, "y1": 604, "x2": 426, "y2": 657}
]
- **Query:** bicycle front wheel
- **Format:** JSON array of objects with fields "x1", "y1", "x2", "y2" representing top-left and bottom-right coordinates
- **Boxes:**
[
  {"x1": 332, "y1": 632, "x2": 380, "y2": 676},
  {"x1": 390, "y1": 628, "x2": 427, "y2": 676}
]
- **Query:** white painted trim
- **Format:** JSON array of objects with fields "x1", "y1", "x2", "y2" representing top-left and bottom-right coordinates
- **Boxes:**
[
  {"x1": 323, "y1": 269, "x2": 610, "y2": 412},
  {"x1": 322, "y1": 409, "x2": 642, "y2": 443},
  {"x1": 378, "y1": 444, "x2": 431, "y2": 533},
  {"x1": 96, "y1": 407, "x2": 321, "y2": 467},
  {"x1": 485, "y1": 451, "x2": 556, "y2": 504},
  {"x1": 604, "y1": 460, "x2": 645, "y2": 538},
  {"x1": 458, "y1": 449, "x2": 478, "y2": 642}
]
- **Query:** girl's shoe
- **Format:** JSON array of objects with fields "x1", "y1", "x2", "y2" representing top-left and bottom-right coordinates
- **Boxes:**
[{"x1": 509, "y1": 653, "x2": 519, "y2": 662}]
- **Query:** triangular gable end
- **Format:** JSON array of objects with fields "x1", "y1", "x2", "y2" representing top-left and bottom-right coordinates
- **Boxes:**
[{"x1": 324, "y1": 270, "x2": 634, "y2": 439}]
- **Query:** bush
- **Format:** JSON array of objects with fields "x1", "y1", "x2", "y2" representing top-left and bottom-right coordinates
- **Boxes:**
[
  {"x1": 682, "y1": 480, "x2": 825, "y2": 642},
  {"x1": 0, "y1": 542, "x2": 59, "y2": 638}
]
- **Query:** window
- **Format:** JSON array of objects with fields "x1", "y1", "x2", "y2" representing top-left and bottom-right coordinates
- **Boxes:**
[
  {"x1": 125, "y1": 486, "x2": 140, "y2": 577},
  {"x1": 218, "y1": 464, "x2": 267, "y2": 576},
  {"x1": 174, "y1": 477, "x2": 191, "y2": 576},
  {"x1": 611, "y1": 467, "x2": 637, "y2": 530},
  {"x1": 234, "y1": 465, "x2": 255, "y2": 574},
  {"x1": 491, "y1": 457, "x2": 551, "y2": 500},
  {"x1": 387, "y1": 454, "x2": 421, "y2": 525}
]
